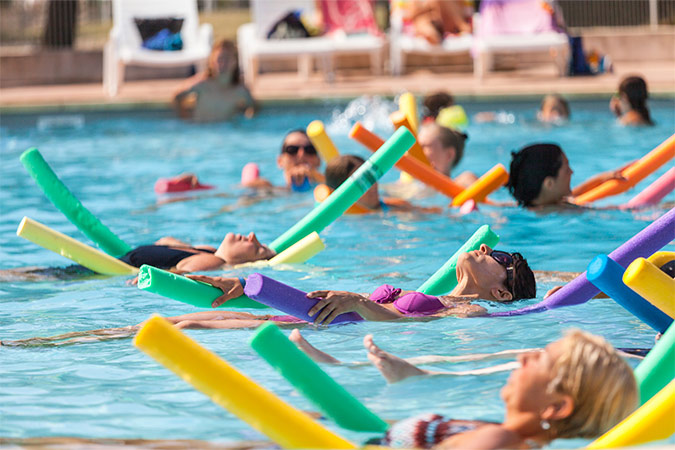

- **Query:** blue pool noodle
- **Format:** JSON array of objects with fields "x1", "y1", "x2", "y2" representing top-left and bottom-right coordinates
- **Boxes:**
[
  {"x1": 587, "y1": 255, "x2": 673, "y2": 333},
  {"x1": 244, "y1": 273, "x2": 363, "y2": 324},
  {"x1": 489, "y1": 207, "x2": 675, "y2": 317}
]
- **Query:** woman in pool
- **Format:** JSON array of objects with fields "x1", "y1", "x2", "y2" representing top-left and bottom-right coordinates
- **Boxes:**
[
  {"x1": 507, "y1": 143, "x2": 627, "y2": 208},
  {"x1": 416, "y1": 123, "x2": 477, "y2": 187},
  {"x1": 610, "y1": 76, "x2": 653, "y2": 126},
  {"x1": 299, "y1": 330, "x2": 638, "y2": 449}
]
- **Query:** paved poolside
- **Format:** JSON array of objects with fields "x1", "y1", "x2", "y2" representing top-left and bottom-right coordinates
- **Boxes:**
[{"x1": 0, "y1": 59, "x2": 673, "y2": 110}]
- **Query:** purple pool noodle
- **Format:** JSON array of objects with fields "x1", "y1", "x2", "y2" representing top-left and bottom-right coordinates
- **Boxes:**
[
  {"x1": 490, "y1": 207, "x2": 675, "y2": 317},
  {"x1": 244, "y1": 273, "x2": 364, "y2": 324}
]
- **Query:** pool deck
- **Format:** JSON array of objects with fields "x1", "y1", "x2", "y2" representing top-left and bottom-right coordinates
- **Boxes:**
[{"x1": 0, "y1": 59, "x2": 673, "y2": 111}]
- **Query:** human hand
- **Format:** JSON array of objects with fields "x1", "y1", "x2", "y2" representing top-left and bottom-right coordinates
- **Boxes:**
[
  {"x1": 186, "y1": 275, "x2": 244, "y2": 308},
  {"x1": 306, "y1": 290, "x2": 364, "y2": 325},
  {"x1": 544, "y1": 285, "x2": 562, "y2": 299},
  {"x1": 127, "y1": 275, "x2": 139, "y2": 286}
]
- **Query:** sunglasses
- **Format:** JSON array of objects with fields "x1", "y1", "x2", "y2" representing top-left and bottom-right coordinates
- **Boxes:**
[
  {"x1": 490, "y1": 250, "x2": 514, "y2": 295},
  {"x1": 282, "y1": 144, "x2": 317, "y2": 156}
]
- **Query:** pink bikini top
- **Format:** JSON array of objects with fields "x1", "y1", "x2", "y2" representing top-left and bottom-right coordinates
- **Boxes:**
[{"x1": 369, "y1": 284, "x2": 444, "y2": 316}]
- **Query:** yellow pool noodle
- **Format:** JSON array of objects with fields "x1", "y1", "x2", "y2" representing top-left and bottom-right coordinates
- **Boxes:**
[
  {"x1": 268, "y1": 231, "x2": 325, "y2": 265},
  {"x1": 307, "y1": 120, "x2": 340, "y2": 163},
  {"x1": 648, "y1": 251, "x2": 675, "y2": 269},
  {"x1": 451, "y1": 163, "x2": 508, "y2": 206},
  {"x1": 399, "y1": 92, "x2": 419, "y2": 134},
  {"x1": 16, "y1": 216, "x2": 137, "y2": 276},
  {"x1": 134, "y1": 315, "x2": 355, "y2": 449},
  {"x1": 586, "y1": 380, "x2": 675, "y2": 449},
  {"x1": 623, "y1": 258, "x2": 675, "y2": 318}
]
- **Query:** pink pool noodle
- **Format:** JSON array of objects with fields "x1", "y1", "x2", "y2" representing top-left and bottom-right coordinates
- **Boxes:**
[
  {"x1": 459, "y1": 199, "x2": 478, "y2": 215},
  {"x1": 489, "y1": 207, "x2": 675, "y2": 316},
  {"x1": 622, "y1": 167, "x2": 675, "y2": 209},
  {"x1": 154, "y1": 178, "x2": 214, "y2": 194},
  {"x1": 244, "y1": 273, "x2": 364, "y2": 324},
  {"x1": 241, "y1": 162, "x2": 260, "y2": 186}
]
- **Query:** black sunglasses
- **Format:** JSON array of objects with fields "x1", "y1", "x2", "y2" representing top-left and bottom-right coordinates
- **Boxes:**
[
  {"x1": 490, "y1": 250, "x2": 514, "y2": 295},
  {"x1": 282, "y1": 144, "x2": 317, "y2": 156}
]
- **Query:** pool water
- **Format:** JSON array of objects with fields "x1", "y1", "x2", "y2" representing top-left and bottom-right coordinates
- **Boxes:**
[{"x1": 0, "y1": 97, "x2": 674, "y2": 447}]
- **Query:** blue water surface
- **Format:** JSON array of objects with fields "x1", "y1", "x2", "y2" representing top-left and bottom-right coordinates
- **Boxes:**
[{"x1": 0, "y1": 96, "x2": 674, "y2": 447}]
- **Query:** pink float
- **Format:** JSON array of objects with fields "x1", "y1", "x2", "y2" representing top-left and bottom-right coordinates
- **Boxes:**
[
  {"x1": 154, "y1": 178, "x2": 214, "y2": 194},
  {"x1": 622, "y1": 167, "x2": 675, "y2": 209}
]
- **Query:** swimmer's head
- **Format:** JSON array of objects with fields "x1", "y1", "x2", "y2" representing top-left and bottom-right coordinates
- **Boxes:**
[
  {"x1": 207, "y1": 40, "x2": 239, "y2": 84},
  {"x1": 457, "y1": 244, "x2": 536, "y2": 302},
  {"x1": 422, "y1": 91, "x2": 454, "y2": 121},
  {"x1": 215, "y1": 232, "x2": 275, "y2": 265},
  {"x1": 507, "y1": 143, "x2": 572, "y2": 207},
  {"x1": 617, "y1": 75, "x2": 652, "y2": 124},
  {"x1": 417, "y1": 123, "x2": 467, "y2": 175},
  {"x1": 278, "y1": 129, "x2": 321, "y2": 171},
  {"x1": 538, "y1": 94, "x2": 570, "y2": 123},
  {"x1": 325, "y1": 154, "x2": 380, "y2": 210}
]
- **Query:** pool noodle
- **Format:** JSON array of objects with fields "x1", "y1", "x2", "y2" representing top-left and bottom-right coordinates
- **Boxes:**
[
  {"x1": 350, "y1": 123, "x2": 464, "y2": 198},
  {"x1": 250, "y1": 322, "x2": 388, "y2": 432},
  {"x1": 586, "y1": 255, "x2": 672, "y2": 333},
  {"x1": 16, "y1": 217, "x2": 138, "y2": 276},
  {"x1": 622, "y1": 167, "x2": 675, "y2": 209},
  {"x1": 306, "y1": 120, "x2": 340, "y2": 163},
  {"x1": 134, "y1": 315, "x2": 355, "y2": 449},
  {"x1": 574, "y1": 134, "x2": 675, "y2": 205},
  {"x1": 20, "y1": 148, "x2": 132, "y2": 258},
  {"x1": 634, "y1": 323, "x2": 675, "y2": 405},
  {"x1": 417, "y1": 225, "x2": 500, "y2": 296},
  {"x1": 244, "y1": 273, "x2": 363, "y2": 324},
  {"x1": 269, "y1": 127, "x2": 415, "y2": 253},
  {"x1": 313, "y1": 184, "x2": 371, "y2": 215},
  {"x1": 489, "y1": 207, "x2": 675, "y2": 316},
  {"x1": 451, "y1": 164, "x2": 508, "y2": 206},
  {"x1": 389, "y1": 111, "x2": 430, "y2": 165},
  {"x1": 585, "y1": 380, "x2": 675, "y2": 449},
  {"x1": 648, "y1": 251, "x2": 675, "y2": 268},
  {"x1": 267, "y1": 232, "x2": 325, "y2": 265},
  {"x1": 398, "y1": 92, "x2": 419, "y2": 133},
  {"x1": 136, "y1": 265, "x2": 267, "y2": 309},
  {"x1": 623, "y1": 258, "x2": 675, "y2": 318}
]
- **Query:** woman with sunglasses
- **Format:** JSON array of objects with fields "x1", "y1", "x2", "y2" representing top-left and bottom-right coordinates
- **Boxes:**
[{"x1": 277, "y1": 130, "x2": 324, "y2": 191}]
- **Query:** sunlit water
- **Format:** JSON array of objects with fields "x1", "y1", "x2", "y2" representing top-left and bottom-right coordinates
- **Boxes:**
[{"x1": 1, "y1": 97, "x2": 674, "y2": 447}]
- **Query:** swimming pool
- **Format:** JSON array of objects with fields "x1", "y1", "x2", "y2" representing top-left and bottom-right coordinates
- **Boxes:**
[{"x1": 1, "y1": 97, "x2": 674, "y2": 447}]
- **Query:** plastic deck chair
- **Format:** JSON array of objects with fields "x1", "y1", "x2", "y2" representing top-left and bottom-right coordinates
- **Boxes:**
[{"x1": 103, "y1": 0, "x2": 213, "y2": 96}]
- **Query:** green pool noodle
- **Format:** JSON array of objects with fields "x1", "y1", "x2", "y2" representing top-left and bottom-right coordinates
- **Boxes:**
[
  {"x1": 250, "y1": 322, "x2": 389, "y2": 433},
  {"x1": 20, "y1": 147, "x2": 132, "y2": 258},
  {"x1": 634, "y1": 323, "x2": 675, "y2": 405},
  {"x1": 269, "y1": 127, "x2": 416, "y2": 253},
  {"x1": 137, "y1": 265, "x2": 267, "y2": 309},
  {"x1": 417, "y1": 224, "x2": 500, "y2": 295}
]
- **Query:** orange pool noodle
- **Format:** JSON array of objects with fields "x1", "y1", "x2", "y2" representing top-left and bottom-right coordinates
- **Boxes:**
[
  {"x1": 313, "y1": 184, "x2": 370, "y2": 215},
  {"x1": 349, "y1": 123, "x2": 464, "y2": 199},
  {"x1": 389, "y1": 111, "x2": 431, "y2": 166},
  {"x1": 574, "y1": 134, "x2": 675, "y2": 205},
  {"x1": 452, "y1": 164, "x2": 509, "y2": 206}
]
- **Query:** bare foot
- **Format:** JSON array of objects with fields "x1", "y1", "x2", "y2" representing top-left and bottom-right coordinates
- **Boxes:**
[
  {"x1": 364, "y1": 334, "x2": 428, "y2": 383},
  {"x1": 289, "y1": 329, "x2": 341, "y2": 364}
]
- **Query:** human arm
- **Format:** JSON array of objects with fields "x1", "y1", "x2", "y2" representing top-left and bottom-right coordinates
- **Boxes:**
[
  {"x1": 571, "y1": 160, "x2": 634, "y2": 197},
  {"x1": 306, "y1": 290, "x2": 404, "y2": 324},
  {"x1": 185, "y1": 275, "x2": 245, "y2": 308},
  {"x1": 174, "y1": 253, "x2": 226, "y2": 274},
  {"x1": 284, "y1": 165, "x2": 326, "y2": 186},
  {"x1": 437, "y1": 424, "x2": 522, "y2": 450}
]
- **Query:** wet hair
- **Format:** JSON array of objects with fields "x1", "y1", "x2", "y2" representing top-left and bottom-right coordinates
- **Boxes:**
[
  {"x1": 507, "y1": 143, "x2": 565, "y2": 207},
  {"x1": 325, "y1": 154, "x2": 365, "y2": 190},
  {"x1": 206, "y1": 40, "x2": 240, "y2": 85},
  {"x1": 618, "y1": 76, "x2": 652, "y2": 125},
  {"x1": 280, "y1": 129, "x2": 310, "y2": 154},
  {"x1": 540, "y1": 94, "x2": 570, "y2": 119},
  {"x1": 510, "y1": 252, "x2": 536, "y2": 300},
  {"x1": 660, "y1": 260, "x2": 675, "y2": 278},
  {"x1": 422, "y1": 92, "x2": 454, "y2": 119}
]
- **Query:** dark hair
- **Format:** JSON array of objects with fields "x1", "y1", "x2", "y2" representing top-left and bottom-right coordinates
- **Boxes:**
[
  {"x1": 436, "y1": 124, "x2": 467, "y2": 168},
  {"x1": 422, "y1": 92, "x2": 454, "y2": 119},
  {"x1": 541, "y1": 94, "x2": 570, "y2": 119},
  {"x1": 660, "y1": 260, "x2": 675, "y2": 278},
  {"x1": 507, "y1": 143, "x2": 565, "y2": 207},
  {"x1": 510, "y1": 252, "x2": 536, "y2": 300},
  {"x1": 618, "y1": 76, "x2": 652, "y2": 125},
  {"x1": 280, "y1": 129, "x2": 309, "y2": 154},
  {"x1": 325, "y1": 154, "x2": 365, "y2": 190},
  {"x1": 207, "y1": 40, "x2": 240, "y2": 85}
]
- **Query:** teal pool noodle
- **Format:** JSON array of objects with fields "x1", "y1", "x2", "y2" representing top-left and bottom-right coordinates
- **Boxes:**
[
  {"x1": 137, "y1": 265, "x2": 267, "y2": 309},
  {"x1": 634, "y1": 323, "x2": 675, "y2": 405},
  {"x1": 269, "y1": 127, "x2": 416, "y2": 253},
  {"x1": 250, "y1": 322, "x2": 389, "y2": 433},
  {"x1": 20, "y1": 147, "x2": 132, "y2": 258},
  {"x1": 417, "y1": 225, "x2": 500, "y2": 295}
]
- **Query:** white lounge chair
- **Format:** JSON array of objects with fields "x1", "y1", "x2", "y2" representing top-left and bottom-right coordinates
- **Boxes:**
[
  {"x1": 103, "y1": 0, "x2": 213, "y2": 97},
  {"x1": 472, "y1": 0, "x2": 568, "y2": 80},
  {"x1": 237, "y1": 0, "x2": 385, "y2": 85}
]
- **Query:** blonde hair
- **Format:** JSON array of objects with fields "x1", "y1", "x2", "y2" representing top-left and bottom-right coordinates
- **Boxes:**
[{"x1": 547, "y1": 329, "x2": 638, "y2": 439}]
